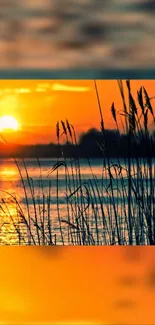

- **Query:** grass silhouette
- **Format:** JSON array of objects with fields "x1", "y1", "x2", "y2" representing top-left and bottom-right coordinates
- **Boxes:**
[{"x1": 1, "y1": 80, "x2": 155, "y2": 245}]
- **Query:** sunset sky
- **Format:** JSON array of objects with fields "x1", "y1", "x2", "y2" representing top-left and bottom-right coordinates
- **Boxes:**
[{"x1": 0, "y1": 80, "x2": 155, "y2": 145}]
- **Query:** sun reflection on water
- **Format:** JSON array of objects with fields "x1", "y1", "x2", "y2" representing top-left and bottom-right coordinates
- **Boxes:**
[
  {"x1": 0, "y1": 197, "x2": 26, "y2": 245},
  {"x1": 0, "y1": 166, "x2": 19, "y2": 179}
]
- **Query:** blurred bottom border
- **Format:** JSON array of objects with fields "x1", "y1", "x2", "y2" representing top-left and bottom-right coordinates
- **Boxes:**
[{"x1": 0, "y1": 247, "x2": 155, "y2": 325}]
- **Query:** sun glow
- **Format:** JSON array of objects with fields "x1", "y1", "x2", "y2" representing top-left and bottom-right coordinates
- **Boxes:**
[{"x1": 0, "y1": 115, "x2": 19, "y2": 132}]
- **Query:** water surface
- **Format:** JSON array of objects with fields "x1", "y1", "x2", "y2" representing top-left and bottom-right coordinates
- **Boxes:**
[{"x1": 0, "y1": 157, "x2": 154, "y2": 245}]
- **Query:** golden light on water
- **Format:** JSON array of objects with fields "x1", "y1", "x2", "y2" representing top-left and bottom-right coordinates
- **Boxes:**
[{"x1": 0, "y1": 168, "x2": 18, "y2": 177}]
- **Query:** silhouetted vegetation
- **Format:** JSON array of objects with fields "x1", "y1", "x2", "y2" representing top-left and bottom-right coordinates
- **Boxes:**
[
  {"x1": 0, "y1": 128, "x2": 155, "y2": 158},
  {"x1": 1, "y1": 80, "x2": 155, "y2": 245}
]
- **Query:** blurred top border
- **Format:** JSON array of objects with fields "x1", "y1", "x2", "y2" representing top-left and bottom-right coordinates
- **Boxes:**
[{"x1": 0, "y1": 69, "x2": 155, "y2": 79}]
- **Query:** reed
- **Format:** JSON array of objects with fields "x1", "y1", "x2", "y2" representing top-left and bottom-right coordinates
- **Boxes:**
[{"x1": 0, "y1": 80, "x2": 155, "y2": 245}]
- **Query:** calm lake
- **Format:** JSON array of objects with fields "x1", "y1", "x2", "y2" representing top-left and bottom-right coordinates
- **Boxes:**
[{"x1": 0, "y1": 157, "x2": 154, "y2": 245}]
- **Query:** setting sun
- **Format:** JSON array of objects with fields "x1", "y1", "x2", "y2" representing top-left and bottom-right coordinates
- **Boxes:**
[{"x1": 0, "y1": 115, "x2": 19, "y2": 132}]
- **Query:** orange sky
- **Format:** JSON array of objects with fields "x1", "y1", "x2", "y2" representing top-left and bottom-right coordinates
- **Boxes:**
[
  {"x1": 0, "y1": 80, "x2": 155, "y2": 145},
  {"x1": 1, "y1": 247, "x2": 155, "y2": 324}
]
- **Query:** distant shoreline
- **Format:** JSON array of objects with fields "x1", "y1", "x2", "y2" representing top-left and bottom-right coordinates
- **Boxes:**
[{"x1": 1, "y1": 127, "x2": 155, "y2": 158}]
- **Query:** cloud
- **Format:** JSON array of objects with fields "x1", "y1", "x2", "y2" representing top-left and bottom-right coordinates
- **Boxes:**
[
  {"x1": 37, "y1": 83, "x2": 50, "y2": 89},
  {"x1": 35, "y1": 83, "x2": 50, "y2": 93},
  {"x1": 36, "y1": 87, "x2": 47, "y2": 93},
  {"x1": 51, "y1": 83, "x2": 90, "y2": 92},
  {"x1": 0, "y1": 83, "x2": 90, "y2": 98},
  {"x1": 0, "y1": 88, "x2": 32, "y2": 95},
  {"x1": 15, "y1": 88, "x2": 32, "y2": 94}
]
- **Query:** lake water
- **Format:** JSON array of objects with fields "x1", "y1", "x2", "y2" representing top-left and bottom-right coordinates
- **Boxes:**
[
  {"x1": 0, "y1": 157, "x2": 154, "y2": 245},
  {"x1": 0, "y1": 157, "x2": 106, "y2": 245}
]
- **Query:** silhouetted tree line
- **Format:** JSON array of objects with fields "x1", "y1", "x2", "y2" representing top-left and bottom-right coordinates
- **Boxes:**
[{"x1": 0, "y1": 128, "x2": 155, "y2": 158}]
